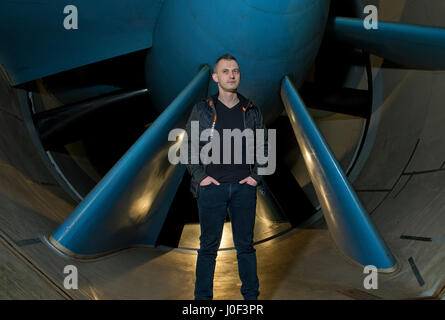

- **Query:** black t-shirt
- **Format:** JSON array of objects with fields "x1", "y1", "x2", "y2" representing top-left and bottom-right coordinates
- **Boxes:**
[{"x1": 205, "y1": 97, "x2": 251, "y2": 184}]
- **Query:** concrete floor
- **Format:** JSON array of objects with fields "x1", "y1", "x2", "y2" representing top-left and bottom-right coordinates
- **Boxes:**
[{"x1": 1, "y1": 0, "x2": 445, "y2": 300}]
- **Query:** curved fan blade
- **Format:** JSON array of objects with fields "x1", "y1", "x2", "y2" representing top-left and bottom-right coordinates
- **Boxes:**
[
  {"x1": 34, "y1": 88, "x2": 149, "y2": 150},
  {"x1": 281, "y1": 75, "x2": 397, "y2": 271},
  {"x1": 50, "y1": 65, "x2": 210, "y2": 257},
  {"x1": 1, "y1": 1, "x2": 161, "y2": 85},
  {"x1": 328, "y1": 17, "x2": 445, "y2": 70}
]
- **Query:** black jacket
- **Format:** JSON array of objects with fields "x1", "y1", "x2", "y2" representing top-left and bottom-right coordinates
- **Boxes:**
[{"x1": 185, "y1": 92, "x2": 268, "y2": 198}]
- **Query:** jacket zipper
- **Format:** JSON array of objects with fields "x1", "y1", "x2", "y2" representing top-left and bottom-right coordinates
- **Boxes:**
[
  {"x1": 242, "y1": 105, "x2": 254, "y2": 176},
  {"x1": 204, "y1": 104, "x2": 217, "y2": 175}
]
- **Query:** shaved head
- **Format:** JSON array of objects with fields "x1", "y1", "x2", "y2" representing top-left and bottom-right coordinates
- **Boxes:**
[{"x1": 214, "y1": 53, "x2": 239, "y2": 73}]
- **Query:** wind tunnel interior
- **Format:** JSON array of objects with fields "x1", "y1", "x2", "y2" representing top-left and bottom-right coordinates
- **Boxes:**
[
  {"x1": 2, "y1": 0, "x2": 445, "y2": 300},
  {"x1": 11, "y1": 49, "x2": 362, "y2": 250},
  {"x1": 11, "y1": 0, "x2": 377, "y2": 251},
  {"x1": 13, "y1": 51, "x2": 314, "y2": 250},
  {"x1": 13, "y1": 56, "x2": 367, "y2": 251}
]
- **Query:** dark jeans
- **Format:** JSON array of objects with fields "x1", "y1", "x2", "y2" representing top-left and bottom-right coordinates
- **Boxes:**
[{"x1": 194, "y1": 183, "x2": 260, "y2": 300}]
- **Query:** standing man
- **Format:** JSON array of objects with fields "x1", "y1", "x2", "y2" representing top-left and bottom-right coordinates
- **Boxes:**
[{"x1": 185, "y1": 54, "x2": 269, "y2": 300}]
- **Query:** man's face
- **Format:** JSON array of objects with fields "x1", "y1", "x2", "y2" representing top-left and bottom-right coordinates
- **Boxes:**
[{"x1": 212, "y1": 59, "x2": 241, "y2": 92}]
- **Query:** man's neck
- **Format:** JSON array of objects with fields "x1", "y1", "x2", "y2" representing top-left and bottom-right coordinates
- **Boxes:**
[{"x1": 217, "y1": 90, "x2": 239, "y2": 108}]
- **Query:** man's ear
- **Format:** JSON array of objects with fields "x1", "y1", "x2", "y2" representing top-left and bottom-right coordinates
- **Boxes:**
[{"x1": 211, "y1": 73, "x2": 219, "y2": 83}]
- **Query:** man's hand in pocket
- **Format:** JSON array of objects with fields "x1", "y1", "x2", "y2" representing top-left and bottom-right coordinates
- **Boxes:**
[{"x1": 200, "y1": 176, "x2": 221, "y2": 186}]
